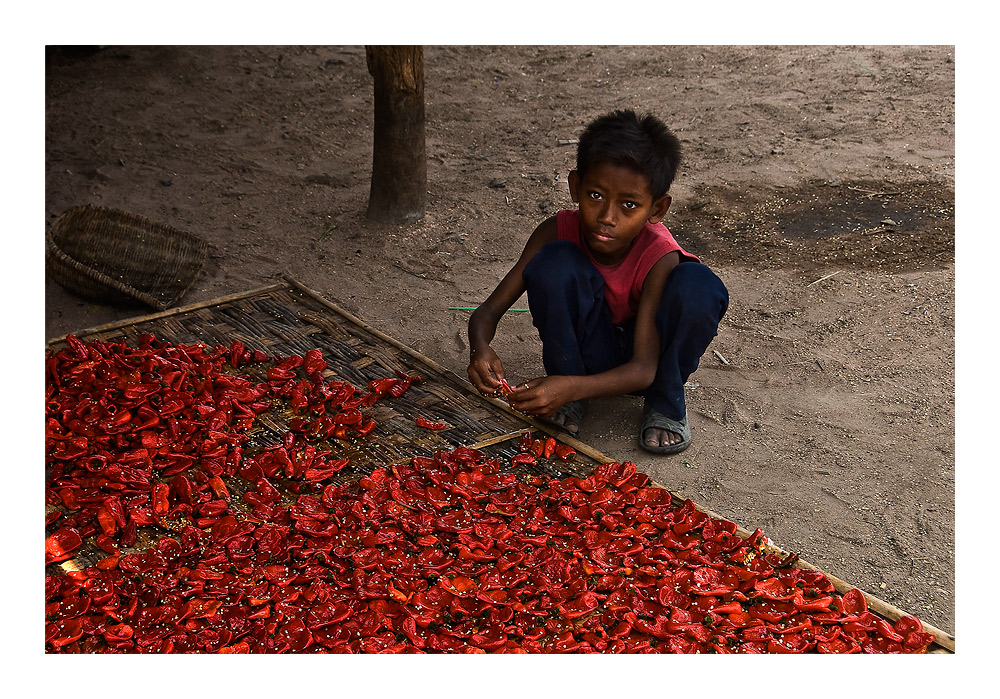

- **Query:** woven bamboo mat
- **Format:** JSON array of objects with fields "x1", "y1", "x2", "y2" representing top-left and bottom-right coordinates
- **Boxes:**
[
  {"x1": 45, "y1": 278, "x2": 954, "y2": 652},
  {"x1": 46, "y1": 281, "x2": 599, "y2": 476}
]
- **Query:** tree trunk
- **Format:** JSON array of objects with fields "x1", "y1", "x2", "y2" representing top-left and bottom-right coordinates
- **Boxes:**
[{"x1": 365, "y1": 46, "x2": 426, "y2": 223}]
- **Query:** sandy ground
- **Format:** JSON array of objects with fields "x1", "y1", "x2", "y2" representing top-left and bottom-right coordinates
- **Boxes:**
[{"x1": 44, "y1": 45, "x2": 955, "y2": 636}]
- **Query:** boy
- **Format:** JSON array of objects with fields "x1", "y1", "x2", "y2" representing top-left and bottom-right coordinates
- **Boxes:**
[{"x1": 467, "y1": 110, "x2": 728, "y2": 454}]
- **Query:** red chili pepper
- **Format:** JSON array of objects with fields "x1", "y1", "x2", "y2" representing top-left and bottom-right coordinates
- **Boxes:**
[
  {"x1": 388, "y1": 377, "x2": 413, "y2": 398},
  {"x1": 792, "y1": 589, "x2": 835, "y2": 612},
  {"x1": 368, "y1": 377, "x2": 399, "y2": 398},
  {"x1": 518, "y1": 431, "x2": 533, "y2": 452},
  {"x1": 277, "y1": 355, "x2": 303, "y2": 371},
  {"x1": 97, "y1": 552, "x2": 121, "y2": 571},
  {"x1": 228, "y1": 340, "x2": 246, "y2": 369},
  {"x1": 303, "y1": 348, "x2": 327, "y2": 376},
  {"x1": 894, "y1": 615, "x2": 922, "y2": 637},
  {"x1": 841, "y1": 588, "x2": 868, "y2": 614},
  {"x1": 45, "y1": 527, "x2": 83, "y2": 564},
  {"x1": 713, "y1": 601, "x2": 744, "y2": 615},
  {"x1": 332, "y1": 408, "x2": 363, "y2": 426},
  {"x1": 754, "y1": 577, "x2": 795, "y2": 600},
  {"x1": 267, "y1": 367, "x2": 297, "y2": 382},
  {"x1": 152, "y1": 483, "x2": 170, "y2": 515},
  {"x1": 47, "y1": 618, "x2": 85, "y2": 648},
  {"x1": 289, "y1": 381, "x2": 311, "y2": 413},
  {"x1": 208, "y1": 476, "x2": 230, "y2": 500},
  {"x1": 394, "y1": 368, "x2": 423, "y2": 384},
  {"x1": 512, "y1": 453, "x2": 536, "y2": 467},
  {"x1": 415, "y1": 416, "x2": 449, "y2": 430},
  {"x1": 65, "y1": 334, "x2": 89, "y2": 360},
  {"x1": 874, "y1": 617, "x2": 905, "y2": 643},
  {"x1": 554, "y1": 444, "x2": 576, "y2": 461},
  {"x1": 818, "y1": 637, "x2": 862, "y2": 654},
  {"x1": 96, "y1": 506, "x2": 117, "y2": 536},
  {"x1": 542, "y1": 437, "x2": 557, "y2": 459}
]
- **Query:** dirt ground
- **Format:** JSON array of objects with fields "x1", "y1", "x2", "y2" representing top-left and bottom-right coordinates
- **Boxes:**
[{"x1": 44, "y1": 45, "x2": 955, "y2": 637}]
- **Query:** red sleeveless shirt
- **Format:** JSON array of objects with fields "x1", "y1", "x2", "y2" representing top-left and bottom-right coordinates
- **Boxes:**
[{"x1": 556, "y1": 209, "x2": 698, "y2": 325}]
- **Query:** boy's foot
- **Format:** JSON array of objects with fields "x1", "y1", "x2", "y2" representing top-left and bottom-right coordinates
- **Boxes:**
[
  {"x1": 639, "y1": 406, "x2": 691, "y2": 454},
  {"x1": 544, "y1": 400, "x2": 587, "y2": 437}
]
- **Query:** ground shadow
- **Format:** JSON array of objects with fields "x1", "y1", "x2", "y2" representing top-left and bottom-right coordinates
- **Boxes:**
[{"x1": 674, "y1": 179, "x2": 955, "y2": 273}]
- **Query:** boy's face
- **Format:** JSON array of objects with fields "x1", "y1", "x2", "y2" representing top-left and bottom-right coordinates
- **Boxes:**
[{"x1": 568, "y1": 162, "x2": 671, "y2": 266}]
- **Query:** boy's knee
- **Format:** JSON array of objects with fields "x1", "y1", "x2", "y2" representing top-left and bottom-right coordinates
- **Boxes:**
[{"x1": 663, "y1": 263, "x2": 729, "y2": 320}]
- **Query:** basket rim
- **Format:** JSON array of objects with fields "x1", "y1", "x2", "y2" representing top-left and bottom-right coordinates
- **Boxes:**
[{"x1": 49, "y1": 203, "x2": 208, "y2": 244}]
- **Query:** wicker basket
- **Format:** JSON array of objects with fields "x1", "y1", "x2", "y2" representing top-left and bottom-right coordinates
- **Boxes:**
[{"x1": 46, "y1": 205, "x2": 209, "y2": 311}]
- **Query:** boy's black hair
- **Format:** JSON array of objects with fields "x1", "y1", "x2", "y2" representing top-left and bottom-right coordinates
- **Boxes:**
[{"x1": 576, "y1": 109, "x2": 682, "y2": 199}]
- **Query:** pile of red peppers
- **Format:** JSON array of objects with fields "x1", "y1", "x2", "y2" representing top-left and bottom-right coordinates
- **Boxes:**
[{"x1": 45, "y1": 335, "x2": 937, "y2": 653}]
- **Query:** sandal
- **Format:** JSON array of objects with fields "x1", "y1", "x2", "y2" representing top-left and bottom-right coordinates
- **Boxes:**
[
  {"x1": 543, "y1": 399, "x2": 587, "y2": 437},
  {"x1": 639, "y1": 406, "x2": 691, "y2": 454}
]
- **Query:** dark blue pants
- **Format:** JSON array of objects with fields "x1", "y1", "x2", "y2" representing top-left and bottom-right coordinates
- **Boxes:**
[{"x1": 522, "y1": 241, "x2": 729, "y2": 421}]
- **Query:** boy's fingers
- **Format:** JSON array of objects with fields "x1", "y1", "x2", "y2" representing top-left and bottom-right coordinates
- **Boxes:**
[
  {"x1": 470, "y1": 367, "x2": 496, "y2": 393},
  {"x1": 471, "y1": 359, "x2": 498, "y2": 382}
]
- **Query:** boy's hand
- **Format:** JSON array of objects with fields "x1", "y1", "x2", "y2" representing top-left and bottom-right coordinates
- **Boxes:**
[
  {"x1": 467, "y1": 346, "x2": 506, "y2": 396},
  {"x1": 507, "y1": 375, "x2": 577, "y2": 418}
]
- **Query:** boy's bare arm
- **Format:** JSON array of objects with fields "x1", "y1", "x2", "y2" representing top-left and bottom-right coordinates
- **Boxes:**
[
  {"x1": 508, "y1": 253, "x2": 679, "y2": 417},
  {"x1": 467, "y1": 216, "x2": 558, "y2": 393}
]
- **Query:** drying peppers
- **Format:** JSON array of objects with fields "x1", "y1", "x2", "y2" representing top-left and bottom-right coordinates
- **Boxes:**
[
  {"x1": 45, "y1": 335, "x2": 939, "y2": 654},
  {"x1": 415, "y1": 416, "x2": 449, "y2": 431}
]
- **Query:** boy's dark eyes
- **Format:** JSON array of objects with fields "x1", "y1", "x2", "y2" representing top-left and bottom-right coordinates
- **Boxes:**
[
  {"x1": 585, "y1": 191, "x2": 640, "y2": 211},
  {"x1": 588, "y1": 192, "x2": 638, "y2": 207}
]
